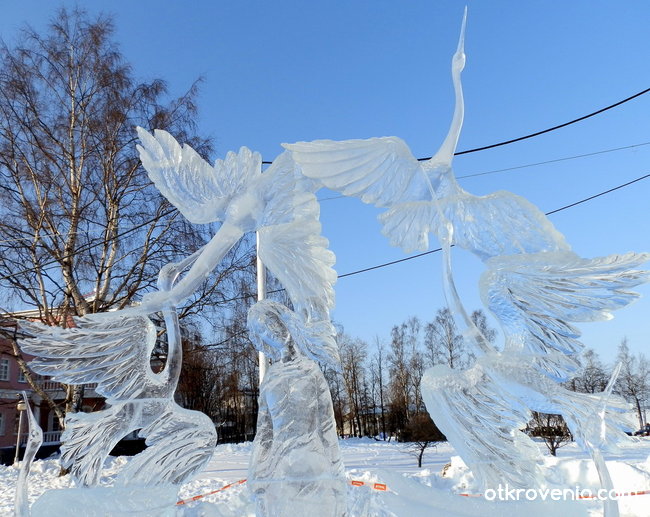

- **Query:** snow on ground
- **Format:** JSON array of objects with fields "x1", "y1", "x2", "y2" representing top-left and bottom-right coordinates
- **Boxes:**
[{"x1": 2, "y1": 438, "x2": 650, "y2": 516}]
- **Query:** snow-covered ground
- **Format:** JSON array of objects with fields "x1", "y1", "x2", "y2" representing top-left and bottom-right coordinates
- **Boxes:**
[{"x1": 2, "y1": 438, "x2": 649, "y2": 516}]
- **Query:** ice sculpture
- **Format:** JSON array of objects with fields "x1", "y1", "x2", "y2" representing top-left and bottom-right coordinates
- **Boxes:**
[
  {"x1": 132, "y1": 128, "x2": 338, "y2": 348},
  {"x1": 247, "y1": 299, "x2": 346, "y2": 517},
  {"x1": 17, "y1": 128, "x2": 341, "y2": 512},
  {"x1": 285, "y1": 7, "x2": 648, "y2": 508},
  {"x1": 19, "y1": 248, "x2": 217, "y2": 489},
  {"x1": 15, "y1": 392, "x2": 43, "y2": 517}
]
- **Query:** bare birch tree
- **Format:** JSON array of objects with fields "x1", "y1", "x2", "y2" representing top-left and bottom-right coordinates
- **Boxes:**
[{"x1": 0, "y1": 8, "x2": 228, "y2": 423}]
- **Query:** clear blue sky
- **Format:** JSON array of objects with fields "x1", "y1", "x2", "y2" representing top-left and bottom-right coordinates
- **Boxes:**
[{"x1": 1, "y1": 1, "x2": 649, "y2": 363}]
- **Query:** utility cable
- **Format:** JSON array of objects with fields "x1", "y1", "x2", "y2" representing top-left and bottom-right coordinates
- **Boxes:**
[
  {"x1": 261, "y1": 87, "x2": 650, "y2": 165},
  {"x1": 458, "y1": 141, "x2": 650, "y2": 180},
  {"x1": 1, "y1": 171, "x2": 648, "y2": 287},
  {"x1": 174, "y1": 171, "x2": 650, "y2": 308}
]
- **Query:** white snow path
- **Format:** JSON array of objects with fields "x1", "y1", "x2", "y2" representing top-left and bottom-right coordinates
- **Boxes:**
[{"x1": 2, "y1": 438, "x2": 650, "y2": 516}]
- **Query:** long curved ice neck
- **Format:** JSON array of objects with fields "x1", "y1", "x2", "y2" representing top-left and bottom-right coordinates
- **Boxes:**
[
  {"x1": 429, "y1": 8, "x2": 466, "y2": 172},
  {"x1": 156, "y1": 248, "x2": 204, "y2": 387}
]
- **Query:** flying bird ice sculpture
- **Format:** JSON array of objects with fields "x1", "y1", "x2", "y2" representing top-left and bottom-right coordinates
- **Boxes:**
[
  {"x1": 133, "y1": 128, "x2": 338, "y2": 344},
  {"x1": 19, "y1": 249, "x2": 217, "y2": 488},
  {"x1": 285, "y1": 8, "x2": 649, "y2": 501},
  {"x1": 247, "y1": 299, "x2": 346, "y2": 517},
  {"x1": 19, "y1": 126, "x2": 340, "y2": 482}
]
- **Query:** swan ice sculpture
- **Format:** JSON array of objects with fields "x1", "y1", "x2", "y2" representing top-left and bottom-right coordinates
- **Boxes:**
[
  {"x1": 18, "y1": 128, "x2": 340, "y2": 507},
  {"x1": 19, "y1": 249, "x2": 217, "y2": 488},
  {"x1": 285, "y1": 9, "x2": 649, "y2": 505}
]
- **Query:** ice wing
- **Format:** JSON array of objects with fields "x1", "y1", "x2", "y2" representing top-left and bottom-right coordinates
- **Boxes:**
[
  {"x1": 380, "y1": 191, "x2": 570, "y2": 257},
  {"x1": 482, "y1": 251, "x2": 650, "y2": 380},
  {"x1": 258, "y1": 217, "x2": 337, "y2": 319},
  {"x1": 378, "y1": 201, "x2": 437, "y2": 253},
  {"x1": 19, "y1": 313, "x2": 160, "y2": 404},
  {"x1": 116, "y1": 404, "x2": 217, "y2": 486},
  {"x1": 284, "y1": 137, "x2": 427, "y2": 208},
  {"x1": 137, "y1": 127, "x2": 261, "y2": 224},
  {"x1": 421, "y1": 362, "x2": 545, "y2": 490}
]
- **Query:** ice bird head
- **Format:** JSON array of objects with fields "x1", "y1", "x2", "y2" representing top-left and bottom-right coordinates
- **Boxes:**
[{"x1": 423, "y1": 7, "x2": 467, "y2": 197}]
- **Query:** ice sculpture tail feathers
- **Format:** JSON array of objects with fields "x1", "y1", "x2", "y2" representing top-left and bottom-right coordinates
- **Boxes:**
[
  {"x1": 421, "y1": 363, "x2": 544, "y2": 490},
  {"x1": 116, "y1": 404, "x2": 217, "y2": 486},
  {"x1": 60, "y1": 404, "x2": 139, "y2": 486},
  {"x1": 136, "y1": 127, "x2": 261, "y2": 225},
  {"x1": 482, "y1": 251, "x2": 650, "y2": 380},
  {"x1": 20, "y1": 314, "x2": 160, "y2": 404},
  {"x1": 560, "y1": 390, "x2": 633, "y2": 453}
]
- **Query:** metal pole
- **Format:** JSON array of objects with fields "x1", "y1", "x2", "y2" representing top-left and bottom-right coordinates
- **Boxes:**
[
  {"x1": 13, "y1": 399, "x2": 26, "y2": 466},
  {"x1": 256, "y1": 231, "x2": 268, "y2": 384}
]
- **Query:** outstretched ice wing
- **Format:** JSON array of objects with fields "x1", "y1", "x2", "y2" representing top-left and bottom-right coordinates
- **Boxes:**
[
  {"x1": 255, "y1": 150, "x2": 338, "y2": 325},
  {"x1": 259, "y1": 218, "x2": 337, "y2": 318},
  {"x1": 421, "y1": 362, "x2": 545, "y2": 490},
  {"x1": 19, "y1": 314, "x2": 161, "y2": 404},
  {"x1": 137, "y1": 127, "x2": 261, "y2": 224},
  {"x1": 116, "y1": 404, "x2": 217, "y2": 486},
  {"x1": 380, "y1": 190, "x2": 571, "y2": 256},
  {"x1": 284, "y1": 137, "x2": 428, "y2": 208},
  {"x1": 482, "y1": 250, "x2": 650, "y2": 380}
]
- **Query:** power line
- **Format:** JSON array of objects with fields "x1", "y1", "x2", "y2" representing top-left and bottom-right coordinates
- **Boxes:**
[
  {"x1": 545, "y1": 173, "x2": 650, "y2": 216},
  {"x1": 452, "y1": 87, "x2": 650, "y2": 156},
  {"x1": 145, "y1": 171, "x2": 650, "y2": 309},
  {"x1": 262, "y1": 87, "x2": 650, "y2": 165},
  {"x1": 1, "y1": 139, "x2": 646, "y2": 247},
  {"x1": 457, "y1": 141, "x2": 650, "y2": 180}
]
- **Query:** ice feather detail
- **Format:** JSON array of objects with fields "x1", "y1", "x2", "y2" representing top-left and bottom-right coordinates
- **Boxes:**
[
  {"x1": 20, "y1": 315, "x2": 160, "y2": 404},
  {"x1": 482, "y1": 251, "x2": 650, "y2": 380},
  {"x1": 284, "y1": 137, "x2": 427, "y2": 208},
  {"x1": 137, "y1": 127, "x2": 261, "y2": 224},
  {"x1": 116, "y1": 405, "x2": 217, "y2": 487}
]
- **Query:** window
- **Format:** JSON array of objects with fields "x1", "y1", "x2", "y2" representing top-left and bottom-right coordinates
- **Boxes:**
[
  {"x1": 0, "y1": 359, "x2": 9, "y2": 381},
  {"x1": 17, "y1": 368, "x2": 27, "y2": 383}
]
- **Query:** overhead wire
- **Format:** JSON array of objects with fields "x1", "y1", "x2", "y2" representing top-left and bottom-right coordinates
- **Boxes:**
[
  {"x1": 157, "y1": 170, "x2": 650, "y2": 309},
  {"x1": 261, "y1": 86, "x2": 650, "y2": 165},
  {"x1": 457, "y1": 141, "x2": 650, "y2": 180},
  {"x1": 2, "y1": 86, "x2": 650, "y2": 287}
]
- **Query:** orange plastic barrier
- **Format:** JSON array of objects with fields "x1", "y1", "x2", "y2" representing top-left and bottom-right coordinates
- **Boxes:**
[
  {"x1": 177, "y1": 477, "x2": 390, "y2": 505},
  {"x1": 176, "y1": 479, "x2": 247, "y2": 505},
  {"x1": 349, "y1": 480, "x2": 387, "y2": 491}
]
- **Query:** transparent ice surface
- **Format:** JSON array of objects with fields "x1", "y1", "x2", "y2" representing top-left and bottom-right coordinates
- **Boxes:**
[
  {"x1": 247, "y1": 300, "x2": 347, "y2": 517},
  {"x1": 30, "y1": 486, "x2": 179, "y2": 517},
  {"x1": 135, "y1": 129, "x2": 339, "y2": 367},
  {"x1": 19, "y1": 251, "x2": 217, "y2": 493},
  {"x1": 15, "y1": 392, "x2": 43, "y2": 517},
  {"x1": 285, "y1": 8, "x2": 649, "y2": 510},
  {"x1": 17, "y1": 127, "x2": 343, "y2": 511}
]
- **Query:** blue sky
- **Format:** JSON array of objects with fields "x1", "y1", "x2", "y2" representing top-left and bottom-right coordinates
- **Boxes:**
[{"x1": 1, "y1": 1, "x2": 649, "y2": 362}]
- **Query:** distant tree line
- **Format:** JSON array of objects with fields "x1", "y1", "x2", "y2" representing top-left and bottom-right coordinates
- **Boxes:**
[{"x1": 177, "y1": 295, "x2": 649, "y2": 451}]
